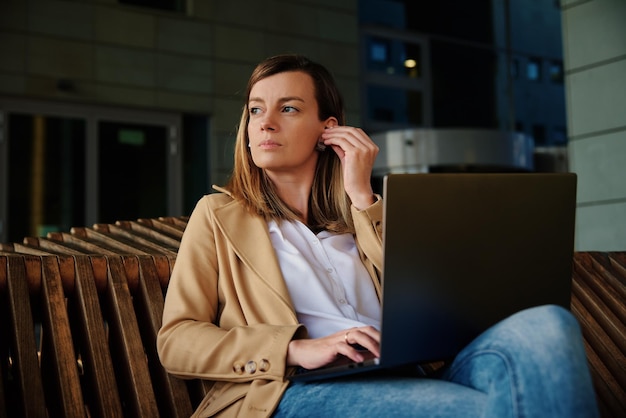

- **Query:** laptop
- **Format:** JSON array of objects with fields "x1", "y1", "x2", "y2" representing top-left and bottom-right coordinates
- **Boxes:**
[{"x1": 289, "y1": 173, "x2": 577, "y2": 382}]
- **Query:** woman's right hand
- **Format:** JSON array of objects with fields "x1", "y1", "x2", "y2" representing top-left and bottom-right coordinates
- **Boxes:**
[{"x1": 286, "y1": 326, "x2": 381, "y2": 370}]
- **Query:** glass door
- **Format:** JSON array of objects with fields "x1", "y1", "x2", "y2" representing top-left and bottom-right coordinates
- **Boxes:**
[
  {"x1": 97, "y1": 121, "x2": 168, "y2": 224},
  {"x1": 4, "y1": 113, "x2": 86, "y2": 241},
  {"x1": 0, "y1": 99, "x2": 182, "y2": 243}
]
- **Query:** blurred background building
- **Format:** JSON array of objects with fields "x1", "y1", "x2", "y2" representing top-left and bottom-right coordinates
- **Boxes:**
[{"x1": 0, "y1": 0, "x2": 624, "y2": 250}]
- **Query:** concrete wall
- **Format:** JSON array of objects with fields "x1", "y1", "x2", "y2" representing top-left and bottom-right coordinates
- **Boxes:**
[
  {"x1": 0, "y1": 0, "x2": 361, "y2": 185},
  {"x1": 562, "y1": 0, "x2": 626, "y2": 250}
]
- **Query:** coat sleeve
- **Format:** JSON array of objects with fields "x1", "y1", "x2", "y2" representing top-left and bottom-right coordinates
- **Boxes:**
[
  {"x1": 351, "y1": 194, "x2": 384, "y2": 273},
  {"x1": 156, "y1": 194, "x2": 304, "y2": 383}
]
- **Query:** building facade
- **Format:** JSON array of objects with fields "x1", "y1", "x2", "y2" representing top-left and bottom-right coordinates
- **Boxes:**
[
  {"x1": 0, "y1": 0, "x2": 361, "y2": 242},
  {"x1": 1, "y1": 0, "x2": 623, "y2": 250}
]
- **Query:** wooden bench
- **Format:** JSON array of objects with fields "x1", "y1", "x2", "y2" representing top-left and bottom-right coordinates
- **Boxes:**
[
  {"x1": 0, "y1": 218, "x2": 624, "y2": 417},
  {"x1": 571, "y1": 252, "x2": 626, "y2": 418}
]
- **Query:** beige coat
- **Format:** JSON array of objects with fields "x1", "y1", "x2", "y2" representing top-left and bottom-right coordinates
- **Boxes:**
[{"x1": 157, "y1": 188, "x2": 384, "y2": 417}]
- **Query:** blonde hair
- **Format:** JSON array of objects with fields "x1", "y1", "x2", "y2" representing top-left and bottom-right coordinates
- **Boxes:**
[{"x1": 225, "y1": 55, "x2": 354, "y2": 233}]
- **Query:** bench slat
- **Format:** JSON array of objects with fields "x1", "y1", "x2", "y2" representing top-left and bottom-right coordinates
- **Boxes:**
[
  {"x1": 72, "y1": 227, "x2": 150, "y2": 255},
  {"x1": 24, "y1": 237, "x2": 87, "y2": 256},
  {"x1": 95, "y1": 224, "x2": 177, "y2": 256},
  {"x1": 72, "y1": 256, "x2": 124, "y2": 418},
  {"x1": 138, "y1": 218, "x2": 185, "y2": 240},
  {"x1": 572, "y1": 260, "x2": 626, "y2": 359},
  {"x1": 4, "y1": 256, "x2": 47, "y2": 417},
  {"x1": 157, "y1": 216, "x2": 188, "y2": 231},
  {"x1": 0, "y1": 257, "x2": 11, "y2": 418},
  {"x1": 581, "y1": 339, "x2": 626, "y2": 418},
  {"x1": 39, "y1": 256, "x2": 85, "y2": 417},
  {"x1": 116, "y1": 220, "x2": 182, "y2": 248},
  {"x1": 572, "y1": 296, "x2": 626, "y2": 418},
  {"x1": 8, "y1": 243, "x2": 53, "y2": 256},
  {"x1": 127, "y1": 256, "x2": 194, "y2": 417},
  {"x1": 98, "y1": 256, "x2": 159, "y2": 417},
  {"x1": 572, "y1": 252, "x2": 626, "y2": 418},
  {"x1": 49, "y1": 232, "x2": 120, "y2": 255}
]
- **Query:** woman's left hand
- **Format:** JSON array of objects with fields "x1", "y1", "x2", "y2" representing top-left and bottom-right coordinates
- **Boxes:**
[{"x1": 321, "y1": 126, "x2": 379, "y2": 210}]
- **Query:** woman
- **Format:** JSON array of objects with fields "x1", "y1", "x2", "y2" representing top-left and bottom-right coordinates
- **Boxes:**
[{"x1": 157, "y1": 54, "x2": 598, "y2": 417}]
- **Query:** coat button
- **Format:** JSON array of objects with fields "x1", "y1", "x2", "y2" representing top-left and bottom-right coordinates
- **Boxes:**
[
  {"x1": 259, "y1": 359, "x2": 270, "y2": 372},
  {"x1": 245, "y1": 360, "x2": 257, "y2": 374},
  {"x1": 233, "y1": 362, "x2": 244, "y2": 374}
]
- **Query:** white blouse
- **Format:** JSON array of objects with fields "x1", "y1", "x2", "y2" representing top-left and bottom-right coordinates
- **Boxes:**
[{"x1": 268, "y1": 219, "x2": 381, "y2": 339}]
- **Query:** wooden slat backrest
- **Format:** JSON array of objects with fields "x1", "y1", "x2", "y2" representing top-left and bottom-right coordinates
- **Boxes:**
[
  {"x1": 571, "y1": 252, "x2": 626, "y2": 418},
  {"x1": 0, "y1": 256, "x2": 47, "y2": 417},
  {"x1": 47, "y1": 232, "x2": 120, "y2": 255},
  {"x1": 116, "y1": 220, "x2": 182, "y2": 249},
  {"x1": 0, "y1": 253, "x2": 197, "y2": 417},
  {"x1": 72, "y1": 256, "x2": 124, "y2": 418},
  {"x1": 39, "y1": 256, "x2": 85, "y2": 417},
  {"x1": 0, "y1": 350, "x2": 5, "y2": 418},
  {"x1": 1, "y1": 216, "x2": 625, "y2": 418},
  {"x1": 123, "y1": 255, "x2": 195, "y2": 417},
  {"x1": 23, "y1": 237, "x2": 87, "y2": 256},
  {"x1": 94, "y1": 255, "x2": 160, "y2": 417},
  {"x1": 157, "y1": 216, "x2": 188, "y2": 231},
  {"x1": 71, "y1": 227, "x2": 151, "y2": 255},
  {"x1": 137, "y1": 218, "x2": 185, "y2": 240},
  {"x1": 4, "y1": 243, "x2": 51, "y2": 256},
  {"x1": 94, "y1": 224, "x2": 178, "y2": 256}
]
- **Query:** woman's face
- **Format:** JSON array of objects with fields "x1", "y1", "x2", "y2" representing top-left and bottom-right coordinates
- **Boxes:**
[{"x1": 247, "y1": 71, "x2": 331, "y2": 178}]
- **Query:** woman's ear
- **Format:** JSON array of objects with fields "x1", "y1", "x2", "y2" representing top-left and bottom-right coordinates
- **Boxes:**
[{"x1": 324, "y1": 117, "x2": 338, "y2": 129}]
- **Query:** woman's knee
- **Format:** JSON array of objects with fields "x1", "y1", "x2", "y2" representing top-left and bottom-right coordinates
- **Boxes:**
[
  {"x1": 452, "y1": 304, "x2": 584, "y2": 368},
  {"x1": 509, "y1": 304, "x2": 581, "y2": 343}
]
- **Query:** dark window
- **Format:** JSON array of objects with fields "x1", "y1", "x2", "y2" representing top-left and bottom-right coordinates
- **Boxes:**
[
  {"x1": 401, "y1": 0, "x2": 493, "y2": 43},
  {"x1": 511, "y1": 58, "x2": 520, "y2": 79},
  {"x1": 183, "y1": 114, "x2": 210, "y2": 213},
  {"x1": 527, "y1": 58, "x2": 542, "y2": 81},
  {"x1": 367, "y1": 85, "x2": 423, "y2": 125},
  {"x1": 370, "y1": 39, "x2": 390, "y2": 63},
  {"x1": 7, "y1": 114, "x2": 86, "y2": 241},
  {"x1": 532, "y1": 124, "x2": 546, "y2": 145},
  {"x1": 98, "y1": 121, "x2": 167, "y2": 223},
  {"x1": 552, "y1": 126, "x2": 567, "y2": 145},
  {"x1": 119, "y1": 0, "x2": 185, "y2": 12},
  {"x1": 549, "y1": 61, "x2": 564, "y2": 83},
  {"x1": 366, "y1": 37, "x2": 422, "y2": 79},
  {"x1": 431, "y1": 40, "x2": 497, "y2": 128}
]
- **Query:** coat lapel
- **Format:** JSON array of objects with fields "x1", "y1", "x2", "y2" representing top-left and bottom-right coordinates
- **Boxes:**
[{"x1": 212, "y1": 198, "x2": 296, "y2": 314}]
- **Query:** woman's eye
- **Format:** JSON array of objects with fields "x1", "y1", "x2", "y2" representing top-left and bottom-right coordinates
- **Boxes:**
[
  {"x1": 282, "y1": 106, "x2": 297, "y2": 113},
  {"x1": 249, "y1": 107, "x2": 261, "y2": 115}
]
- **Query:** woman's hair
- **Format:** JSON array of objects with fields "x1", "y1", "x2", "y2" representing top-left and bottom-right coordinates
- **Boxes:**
[{"x1": 225, "y1": 54, "x2": 354, "y2": 233}]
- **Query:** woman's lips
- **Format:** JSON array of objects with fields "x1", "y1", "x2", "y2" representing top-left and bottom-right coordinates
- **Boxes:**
[{"x1": 259, "y1": 140, "x2": 281, "y2": 149}]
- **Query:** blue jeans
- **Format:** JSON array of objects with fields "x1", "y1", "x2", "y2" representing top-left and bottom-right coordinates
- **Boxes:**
[{"x1": 273, "y1": 305, "x2": 599, "y2": 418}]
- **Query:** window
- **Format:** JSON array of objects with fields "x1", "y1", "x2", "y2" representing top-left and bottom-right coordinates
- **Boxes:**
[
  {"x1": 367, "y1": 85, "x2": 423, "y2": 125},
  {"x1": 549, "y1": 61, "x2": 564, "y2": 83},
  {"x1": 370, "y1": 39, "x2": 390, "y2": 63},
  {"x1": 552, "y1": 127, "x2": 567, "y2": 145},
  {"x1": 510, "y1": 58, "x2": 520, "y2": 79},
  {"x1": 526, "y1": 58, "x2": 542, "y2": 81},
  {"x1": 403, "y1": 43, "x2": 421, "y2": 79},
  {"x1": 532, "y1": 124, "x2": 546, "y2": 145},
  {"x1": 366, "y1": 36, "x2": 422, "y2": 78},
  {"x1": 6, "y1": 114, "x2": 86, "y2": 241},
  {"x1": 119, "y1": 0, "x2": 185, "y2": 12}
]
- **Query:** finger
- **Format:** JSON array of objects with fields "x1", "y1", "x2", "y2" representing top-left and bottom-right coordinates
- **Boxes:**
[
  {"x1": 354, "y1": 325, "x2": 381, "y2": 342},
  {"x1": 336, "y1": 341, "x2": 367, "y2": 363},
  {"x1": 344, "y1": 328, "x2": 380, "y2": 357},
  {"x1": 322, "y1": 128, "x2": 376, "y2": 150}
]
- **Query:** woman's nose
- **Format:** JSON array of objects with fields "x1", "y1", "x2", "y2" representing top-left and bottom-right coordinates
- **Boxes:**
[{"x1": 260, "y1": 113, "x2": 277, "y2": 131}]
